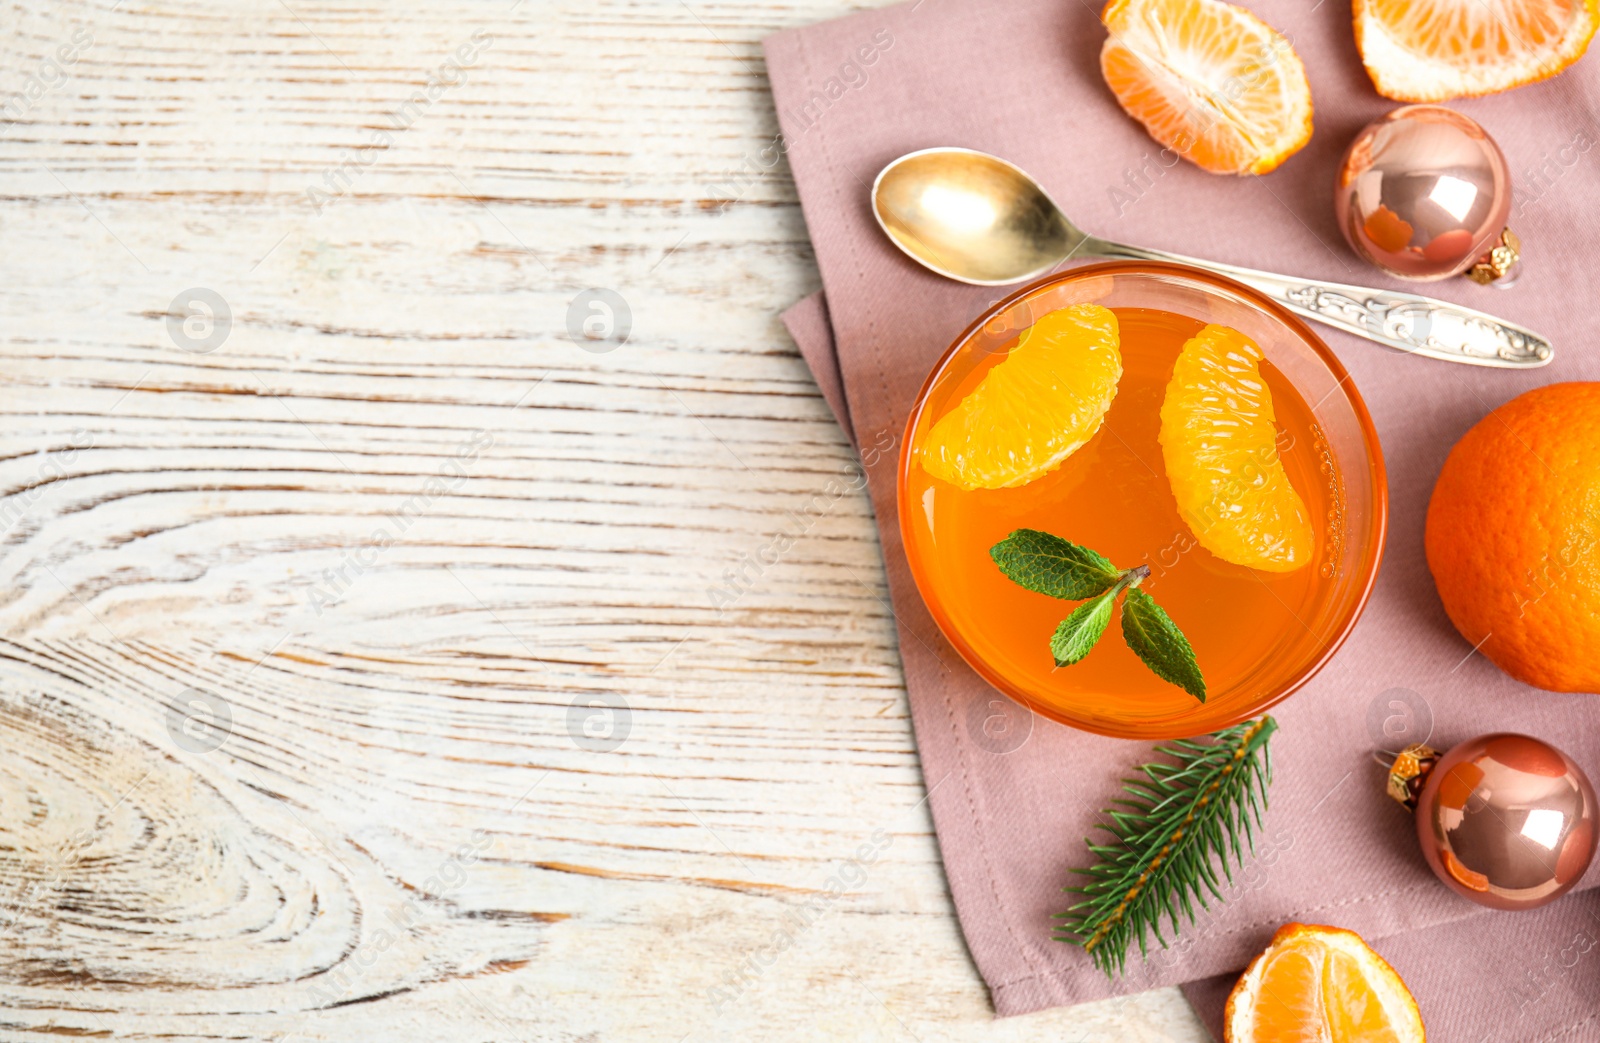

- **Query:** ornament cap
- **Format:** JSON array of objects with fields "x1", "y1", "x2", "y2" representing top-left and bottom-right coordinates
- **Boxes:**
[
  {"x1": 1466, "y1": 227, "x2": 1521, "y2": 285},
  {"x1": 1385, "y1": 742, "x2": 1440, "y2": 810}
]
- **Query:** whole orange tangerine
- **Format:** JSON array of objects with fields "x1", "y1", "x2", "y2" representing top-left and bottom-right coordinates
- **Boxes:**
[{"x1": 1425, "y1": 382, "x2": 1600, "y2": 693}]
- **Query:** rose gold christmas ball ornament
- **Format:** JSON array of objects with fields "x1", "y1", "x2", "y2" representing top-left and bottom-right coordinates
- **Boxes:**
[
  {"x1": 1335, "y1": 105, "x2": 1519, "y2": 284},
  {"x1": 1388, "y1": 735, "x2": 1597, "y2": 911}
]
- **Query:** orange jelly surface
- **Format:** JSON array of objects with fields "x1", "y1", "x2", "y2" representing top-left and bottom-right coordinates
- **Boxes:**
[{"x1": 904, "y1": 307, "x2": 1344, "y2": 733}]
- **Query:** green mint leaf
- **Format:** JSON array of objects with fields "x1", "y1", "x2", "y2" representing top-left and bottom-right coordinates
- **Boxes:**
[
  {"x1": 1120, "y1": 588, "x2": 1206, "y2": 702},
  {"x1": 990, "y1": 529, "x2": 1121, "y2": 601},
  {"x1": 1050, "y1": 591, "x2": 1115, "y2": 666}
]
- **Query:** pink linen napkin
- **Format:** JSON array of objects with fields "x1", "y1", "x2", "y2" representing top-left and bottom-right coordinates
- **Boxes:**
[{"x1": 763, "y1": 0, "x2": 1600, "y2": 1036}]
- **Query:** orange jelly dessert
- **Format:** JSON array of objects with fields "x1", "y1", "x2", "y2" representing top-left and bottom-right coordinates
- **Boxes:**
[{"x1": 900, "y1": 276, "x2": 1376, "y2": 738}]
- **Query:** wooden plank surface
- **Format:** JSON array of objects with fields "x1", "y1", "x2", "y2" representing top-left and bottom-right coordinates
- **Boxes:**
[{"x1": 0, "y1": 0, "x2": 1210, "y2": 1038}]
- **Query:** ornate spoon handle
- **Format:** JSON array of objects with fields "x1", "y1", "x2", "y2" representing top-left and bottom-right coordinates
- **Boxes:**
[{"x1": 1083, "y1": 237, "x2": 1553, "y2": 368}]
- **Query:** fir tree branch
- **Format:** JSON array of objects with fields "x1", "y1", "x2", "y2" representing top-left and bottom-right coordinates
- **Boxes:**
[{"x1": 1053, "y1": 716, "x2": 1277, "y2": 975}]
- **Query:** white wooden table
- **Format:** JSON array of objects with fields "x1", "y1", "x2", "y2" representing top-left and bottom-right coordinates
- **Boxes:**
[{"x1": 0, "y1": 1, "x2": 1209, "y2": 1038}]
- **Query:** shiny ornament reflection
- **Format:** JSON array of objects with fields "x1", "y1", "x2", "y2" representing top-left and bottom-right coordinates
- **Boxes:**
[
  {"x1": 1395, "y1": 734, "x2": 1597, "y2": 911},
  {"x1": 1335, "y1": 106, "x2": 1516, "y2": 282}
]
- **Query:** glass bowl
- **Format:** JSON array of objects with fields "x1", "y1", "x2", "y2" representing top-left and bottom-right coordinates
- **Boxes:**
[{"x1": 898, "y1": 261, "x2": 1387, "y2": 740}]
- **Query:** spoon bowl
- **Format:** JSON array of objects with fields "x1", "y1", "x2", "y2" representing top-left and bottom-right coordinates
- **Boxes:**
[
  {"x1": 872, "y1": 148, "x2": 1081, "y2": 285},
  {"x1": 870, "y1": 147, "x2": 1552, "y2": 368}
]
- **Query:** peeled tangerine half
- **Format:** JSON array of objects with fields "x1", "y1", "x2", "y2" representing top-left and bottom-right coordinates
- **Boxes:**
[
  {"x1": 1225, "y1": 924, "x2": 1426, "y2": 1043},
  {"x1": 1100, "y1": 0, "x2": 1313, "y2": 175},
  {"x1": 1159, "y1": 324, "x2": 1312, "y2": 572},
  {"x1": 922, "y1": 304, "x2": 1122, "y2": 491},
  {"x1": 1355, "y1": 0, "x2": 1599, "y2": 101}
]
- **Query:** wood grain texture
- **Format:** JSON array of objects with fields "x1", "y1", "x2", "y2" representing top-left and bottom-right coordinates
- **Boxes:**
[{"x1": 0, "y1": 0, "x2": 1210, "y2": 1038}]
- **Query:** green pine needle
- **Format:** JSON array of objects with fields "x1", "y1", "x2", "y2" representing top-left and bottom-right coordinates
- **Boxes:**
[{"x1": 1053, "y1": 716, "x2": 1277, "y2": 976}]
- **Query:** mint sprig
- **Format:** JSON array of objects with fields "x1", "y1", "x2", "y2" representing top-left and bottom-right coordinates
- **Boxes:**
[{"x1": 990, "y1": 529, "x2": 1206, "y2": 701}]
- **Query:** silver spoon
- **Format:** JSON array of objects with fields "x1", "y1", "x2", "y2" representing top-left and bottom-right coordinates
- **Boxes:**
[{"x1": 871, "y1": 147, "x2": 1552, "y2": 368}]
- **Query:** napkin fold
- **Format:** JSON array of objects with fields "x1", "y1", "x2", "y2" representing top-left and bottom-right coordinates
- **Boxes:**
[{"x1": 764, "y1": 0, "x2": 1600, "y2": 1036}]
